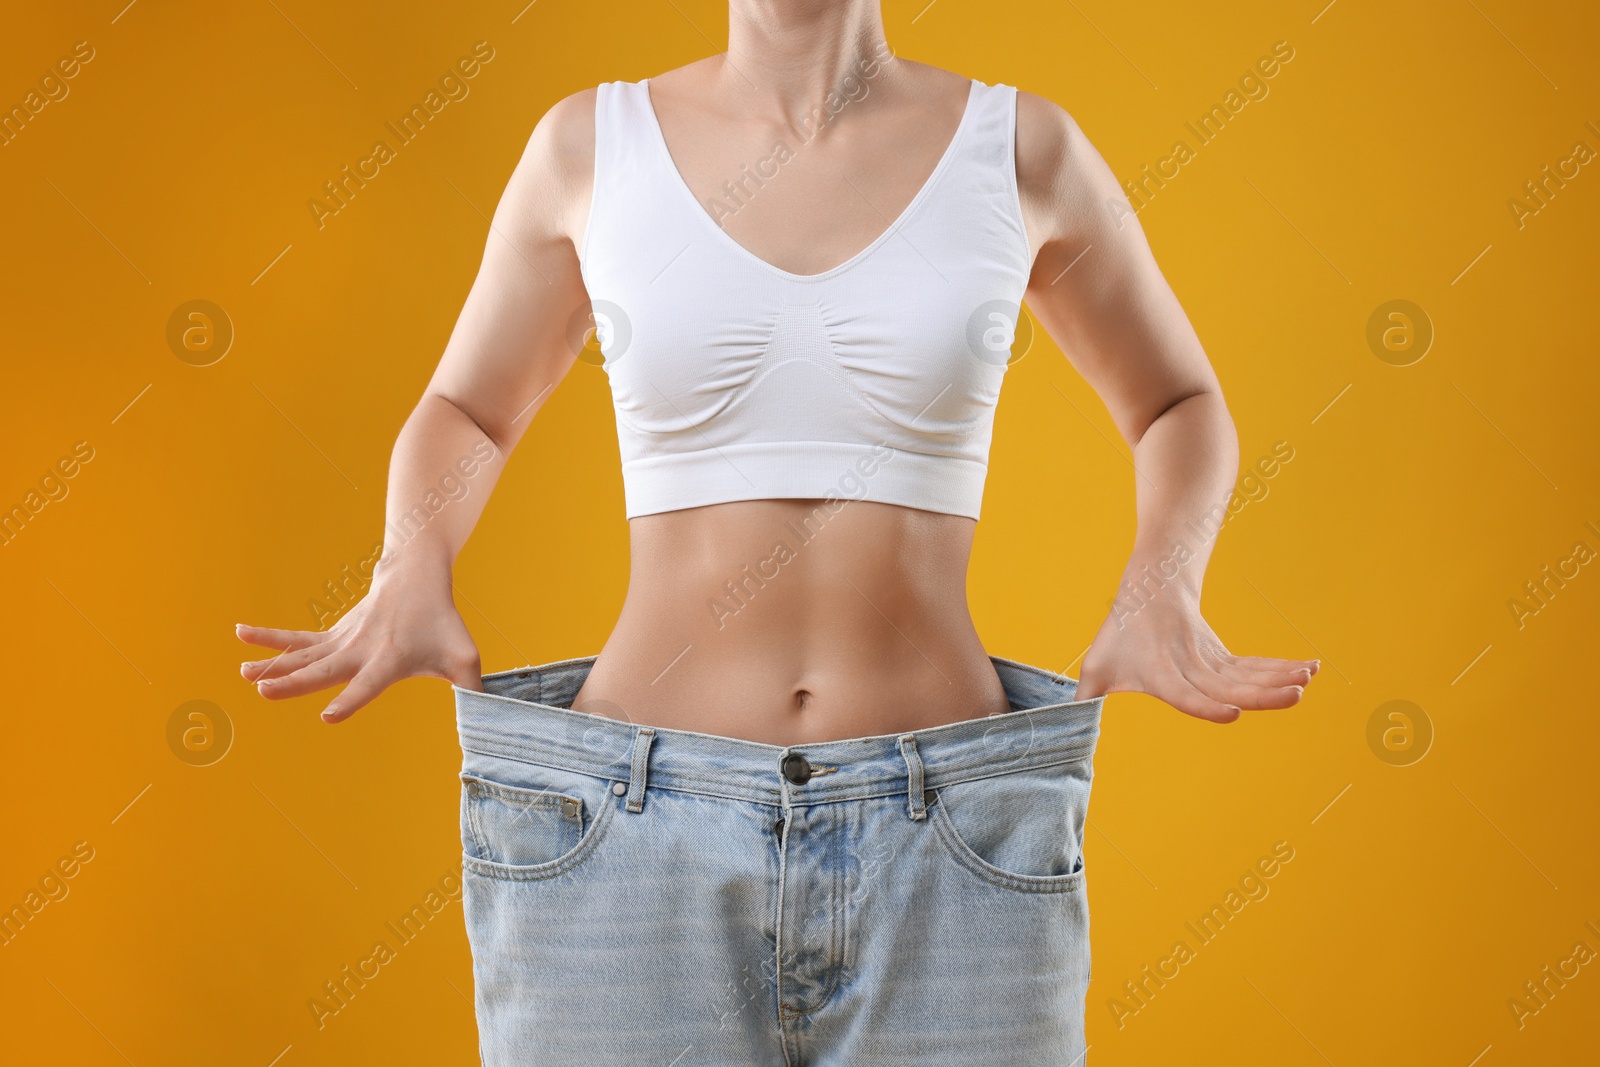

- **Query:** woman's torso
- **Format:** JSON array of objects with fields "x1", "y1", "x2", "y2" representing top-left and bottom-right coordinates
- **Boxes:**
[
  {"x1": 566, "y1": 57, "x2": 1040, "y2": 745},
  {"x1": 582, "y1": 499, "x2": 1008, "y2": 745}
]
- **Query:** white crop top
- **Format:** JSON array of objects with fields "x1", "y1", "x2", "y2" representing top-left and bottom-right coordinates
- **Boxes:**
[{"x1": 578, "y1": 76, "x2": 1033, "y2": 520}]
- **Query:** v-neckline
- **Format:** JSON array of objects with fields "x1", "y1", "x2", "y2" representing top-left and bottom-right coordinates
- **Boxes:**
[{"x1": 637, "y1": 76, "x2": 981, "y2": 283}]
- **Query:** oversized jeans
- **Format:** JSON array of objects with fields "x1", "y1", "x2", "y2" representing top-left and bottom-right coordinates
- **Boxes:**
[{"x1": 453, "y1": 653, "x2": 1103, "y2": 1066}]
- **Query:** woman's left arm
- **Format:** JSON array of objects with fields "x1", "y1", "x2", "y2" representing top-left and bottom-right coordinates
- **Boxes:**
[{"x1": 1014, "y1": 89, "x2": 1317, "y2": 722}]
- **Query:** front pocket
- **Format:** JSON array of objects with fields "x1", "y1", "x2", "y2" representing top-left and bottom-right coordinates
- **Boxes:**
[
  {"x1": 927, "y1": 757, "x2": 1091, "y2": 893},
  {"x1": 460, "y1": 765, "x2": 619, "y2": 881}
]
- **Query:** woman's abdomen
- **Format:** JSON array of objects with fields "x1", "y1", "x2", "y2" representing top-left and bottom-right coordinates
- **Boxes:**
[{"x1": 572, "y1": 498, "x2": 1010, "y2": 745}]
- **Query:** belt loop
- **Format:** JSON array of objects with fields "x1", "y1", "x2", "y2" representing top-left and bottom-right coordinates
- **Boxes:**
[
  {"x1": 897, "y1": 734, "x2": 927, "y2": 821},
  {"x1": 626, "y1": 727, "x2": 655, "y2": 813}
]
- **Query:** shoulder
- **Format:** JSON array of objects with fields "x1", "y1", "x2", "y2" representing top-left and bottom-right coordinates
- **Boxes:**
[
  {"x1": 1014, "y1": 89, "x2": 1081, "y2": 180},
  {"x1": 1013, "y1": 88, "x2": 1122, "y2": 247},
  {"x1": 493, "y1": 86, "x2": 598, "y2": 244},
  {"x1": 520, "y1": 86, "x2": 597, "y2": 188}
]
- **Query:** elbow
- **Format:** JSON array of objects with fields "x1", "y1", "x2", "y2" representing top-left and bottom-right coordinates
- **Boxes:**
[
  {"x1": 425, "y1": 390, "x2": 515, "y2": 460},
  {"x1": 1128, "y1": 385, "x2": 1230, "y2": 450}
]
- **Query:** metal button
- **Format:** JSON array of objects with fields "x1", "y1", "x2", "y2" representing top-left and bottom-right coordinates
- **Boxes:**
[
  {"x1": 611, "y1": 781, "x2": 627, "y2": 796},
  {"x1": 781, "y1": 753, "x2": 812, "y2": 784}
]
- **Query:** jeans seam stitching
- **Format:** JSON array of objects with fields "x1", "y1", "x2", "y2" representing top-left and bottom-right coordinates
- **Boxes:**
[
  {"x1": 928, "y1": 794, "x2": 1087, "y2": 894},
  {"x1": 461, "y1": 792, "x2": 618, "y2": 882}
]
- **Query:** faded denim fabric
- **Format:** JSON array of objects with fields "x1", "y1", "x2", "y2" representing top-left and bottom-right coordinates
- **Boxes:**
[{"x1": 453, "y1": 654, "x2": 1102, "y2": 1066}]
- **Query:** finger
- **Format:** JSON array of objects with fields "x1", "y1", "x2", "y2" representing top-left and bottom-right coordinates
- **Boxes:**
[
  {"x1": 236, "y1": 622, "x2": 326, "y2": 653},
  {"x1": 1230, "y1": 653, "x2": 1320, "y2": 676},
  {"x1": 254, "y1": 647, "x2": 361, "y2": 702},
  {"x1": 244, "y1": 644, "x2": 338, "y2": 684},
  {"x1": 321, "y1": 661, "x2": 404, "y2": 724},
  {"x1": 1207, "y1": 655, "x2": 1314, "y2": 688},
  {"x1": 1149, "y1": 668, "x2": 1242, "y2": 724},
  {"x1": 1180, "y1": 659, "x2": 1304, "y2": 711}
]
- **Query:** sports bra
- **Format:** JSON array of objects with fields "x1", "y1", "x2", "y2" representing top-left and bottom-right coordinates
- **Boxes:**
[{"x1": 577, "y1": 75, "x2": 1033, "y2": 520}]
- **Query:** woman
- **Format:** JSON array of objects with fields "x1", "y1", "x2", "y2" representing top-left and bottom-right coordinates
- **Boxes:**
[{"x1": 240, "y1": 3, "x2": 1317, "y2": 1062}]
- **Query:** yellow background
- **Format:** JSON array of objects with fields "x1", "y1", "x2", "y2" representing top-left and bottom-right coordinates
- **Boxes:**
[{"x1": 3, "y1": 0, "x2": 1597, "y2": 1063}]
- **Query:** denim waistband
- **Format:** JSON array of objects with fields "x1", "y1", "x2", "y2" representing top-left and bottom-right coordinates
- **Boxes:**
[{"x1": 453, "y1": 654, "x2": 1103, "y2": 808}]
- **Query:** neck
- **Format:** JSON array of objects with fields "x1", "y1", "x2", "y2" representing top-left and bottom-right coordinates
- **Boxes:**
[{"x1": 718, "y1": 0, "x2": 898, "y2": 124}]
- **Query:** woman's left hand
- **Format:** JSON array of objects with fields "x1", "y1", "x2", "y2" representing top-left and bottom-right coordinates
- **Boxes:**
[{"x1": 1074, "y1": 587, "x2": 1318, "y2": 723}]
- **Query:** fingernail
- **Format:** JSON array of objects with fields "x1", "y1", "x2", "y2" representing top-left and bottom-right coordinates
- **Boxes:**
[
  {"x1": 322, "y1": 705, "x2": 341, "y2": 720},
  {"x1": 258, "y1": 678, "x2": 275, "y2": 688},
  {"x1": 239, "y1": 663, "x2": 252, "y2": 678}
]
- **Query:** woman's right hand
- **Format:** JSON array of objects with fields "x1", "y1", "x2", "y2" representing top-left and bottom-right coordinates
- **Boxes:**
[{"x1": 237, "y1": 564, "x2": 484, "y2": 724}]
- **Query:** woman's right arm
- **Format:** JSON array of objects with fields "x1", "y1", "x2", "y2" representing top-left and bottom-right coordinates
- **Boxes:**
[{"x1": 237, "y1": 88, "x2": 598, "y2": 724}]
